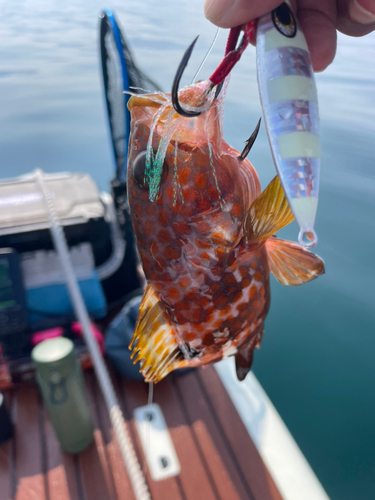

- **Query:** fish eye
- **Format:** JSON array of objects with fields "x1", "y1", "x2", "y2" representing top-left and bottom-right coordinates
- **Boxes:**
[
  {"x1": 132, "y1": 151, "x2": 168, "y2": 189},
  {"x1": 132, "y1": 151, "x2": 148, "y2": 189},
  {"x1": 272, "y1": 3, "x2": 297, "y2": 38}
]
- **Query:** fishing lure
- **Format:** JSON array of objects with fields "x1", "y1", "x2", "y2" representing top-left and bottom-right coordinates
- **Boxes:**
[
  {"x1": 127, "y1": 76, "x2": 324, "y2": 383},
  {"x1": 193, "y1": 2, "x2": 321, "y2": 248},
  {"x1": 256, "y1": 2, "x2": 320, "y2": 248}
]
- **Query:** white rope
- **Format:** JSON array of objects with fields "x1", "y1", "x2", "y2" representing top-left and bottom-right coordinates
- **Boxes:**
[{"x1": 35, "y1": 169, "x2": 151, "y2": 500}]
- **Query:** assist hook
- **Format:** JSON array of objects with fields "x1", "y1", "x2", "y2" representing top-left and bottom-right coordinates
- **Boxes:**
[{"x1": 172, "y1": 21, "x2": 256, "y2": 118}]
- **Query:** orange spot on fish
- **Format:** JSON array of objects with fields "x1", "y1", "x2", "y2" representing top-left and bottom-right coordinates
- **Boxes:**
[
  {"x1": 164, "y1": 246, "x2": 181, "y2": 260},
  {"x1": 213, "y1": 294, "x2": 227, "y2": 309},
  {"x1": 144, "y1": 220, "x2": 154, "y2": 236},
  {"x1": 212, "y1": 232, "x2": 227, "y2": 245},
  {"x1": 196, "y1": 296, "x2": 210, "y2": 307},
  {"x1": 196, "y1": 221, "x2": 211, "y2": 235},
  {"x1": 158, "y1": 229, "x2": 172, "y2": 243},
  {"x1": 221, "y1": 218, "x2": 234, "y2": 231},
  {"x1": 194, "y1": 173, "x2": 207, "y2": 190},
  {"x1": 239, "y1": 266, "x2": 248, "y2": 278},
  {"x1": 222, "y1": 273, "x2": 237, "y2": 285},
  {"x1": 146, "y1": 204, "x2": 155, "y2": 217},
  {"x1": 196, "y1": 238, "x2": 211, "y2": 250},
  {"x1": 195, "y1": 324, "x2": 205, "y2": 333},
  {"x1": 254, "y1": 271, "x2": 262, "y2": 282},
  {"x1": 200, "y1": 252, "x2": 211, "y2": 261},
  {"x1": 183, "y1": 332, "x2": 197, "y2": 342},
  {"x1": 165, "y1": 185, "x2": 175, "y2": 199},
  {"x1": 185, "y1": 290, "x2": 199, "y2": 301},
  {"x1": 242, "y1": 277, "x2": 251, "y2": 288},
  {"x1": 173, "y1": 222, "x2": 191, "y2": 235},
  {"x1": 232, "y1": 290, "x2": 243, "y2": 303},
  {"x1": 231, "y1": 202, "x2": 243, "y2": 218},
  {"x1": 133, "y1": 203, "x2": 143, "y2": 218},
  {"x1": 207, "y1": 185, "x2": 219, "y2": 202},
  {"x1": 219, "y1": 305, "x2": 232, "y2": 316},
  {"x1": 178, "y1": 276, "x2": 191, "y2": 288},
  {"x1": 166, "y1": 287, "x2": 180, "y2": 300},
  {"x1": 179, "y1": 166, "x2": 191, "y2": 184},
  {"x1": 197, "y1": 198, "x2": 212, "y2": 212},
  {"x1": 183, "y1": 187, "x2": 199, "y2": 203},
  {"x1": 192, "y1": 308, "x2": 203, "y2": 322},
  {"x1": 140, "y1": 191, "x2": 149, "y2": 202},
  {"x1": 249, "y1": 285, "x2": 257, "y2": 300}
]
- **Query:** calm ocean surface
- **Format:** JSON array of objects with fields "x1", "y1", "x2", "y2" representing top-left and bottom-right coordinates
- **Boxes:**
[{"x1": 1, "y1": 0, "x2": 374, "y2": 498}]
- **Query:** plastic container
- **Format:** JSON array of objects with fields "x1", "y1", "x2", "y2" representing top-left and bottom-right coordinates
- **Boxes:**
[{"x1": 31, "y1": 337, "x2": 94, "y2": 453}]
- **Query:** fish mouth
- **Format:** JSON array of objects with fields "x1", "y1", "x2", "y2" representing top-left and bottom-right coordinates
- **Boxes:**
[{"x1": 127, "y1": 93, "x2": 169, "y2": 112}]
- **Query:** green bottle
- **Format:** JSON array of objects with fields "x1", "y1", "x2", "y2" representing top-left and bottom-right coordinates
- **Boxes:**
[{"x1": 32, "y1": 337, "x2": 94, "y2": 453}]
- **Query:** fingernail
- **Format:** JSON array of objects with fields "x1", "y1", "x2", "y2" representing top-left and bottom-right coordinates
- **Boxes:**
[
  {"x1": 204, "y1": 0, "x2": 235, "y2": 24},
  {"x1": 349, "y1": 0, "x2": 375, "y2": 24}
]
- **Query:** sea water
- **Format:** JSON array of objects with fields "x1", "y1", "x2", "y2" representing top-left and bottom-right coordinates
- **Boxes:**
[{"x1": 1, "y1": 1, "x2": 374, "y2": 498}]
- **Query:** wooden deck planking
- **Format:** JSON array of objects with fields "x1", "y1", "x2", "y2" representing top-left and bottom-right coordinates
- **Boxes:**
[
  {"x1": 77, "y1": 371, "x2": 118, "y2": 500},
  {"x1": 88, "y1": 369, "x2": 136, "y2": 500},
  {"x1": 154, "y1": 376, "x2": 220, "y2": 500},
  {"x1": 13, "y1": 383, "x2": 47, "y2": 500},
  {"x1": 0, "y1": 365, "x2": 284, "y2": 500},
  {"x1": 173, "y1": 370, "x2": 252, "y2": 500},
  {"x1": 197, "y1": 367, "x2": 284, "y2": 500},
  {"x1": 42, "y1": 404, "x2": 80, "y2": 500},
  {"x1": 116, "y1": 374, "x2": 185, "y2": 500}
]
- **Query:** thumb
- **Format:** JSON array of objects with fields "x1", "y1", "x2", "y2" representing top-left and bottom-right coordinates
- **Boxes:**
[
  {"x1": 204, "y1": 0, "x2": 286, "y2": 28},
  {"x1": 337, "y1": 0, "x2": 375, "y2": 36}
]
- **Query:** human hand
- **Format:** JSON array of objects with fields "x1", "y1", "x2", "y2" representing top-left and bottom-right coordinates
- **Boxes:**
[{"x1": 204, "y1": 0, "x2": 375, "y2": 71}]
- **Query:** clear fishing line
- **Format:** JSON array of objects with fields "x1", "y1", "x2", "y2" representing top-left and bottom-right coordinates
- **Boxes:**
[{"x1": 191, "y1": 27, "x2": 220, "y2": 83}]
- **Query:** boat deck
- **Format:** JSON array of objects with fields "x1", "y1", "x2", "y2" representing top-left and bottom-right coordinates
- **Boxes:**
[{"x1": 0, "y1": 365, "x2": 283, "y2": 500}]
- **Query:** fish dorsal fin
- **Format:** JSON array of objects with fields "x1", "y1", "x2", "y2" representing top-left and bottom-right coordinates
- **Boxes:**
[
  {"x1": 244, "y1": 175, "x2": 294, "y2": 243},
  {"x1": 266, "y1": 237, "x2": 325, "y2": 286},
  {"x1": 129, "y1": 285, "x2": 186, "y2": 383}
]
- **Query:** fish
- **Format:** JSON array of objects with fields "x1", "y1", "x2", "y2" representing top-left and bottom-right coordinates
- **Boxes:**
[
  {"x1": 256, "y1": 1, "x2": 321, "y2": 247},
  {"x1": 127, "y1": 79, "x2": 324, "y2": 383}
]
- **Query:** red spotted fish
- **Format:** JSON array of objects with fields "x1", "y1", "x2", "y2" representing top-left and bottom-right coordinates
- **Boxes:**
[{"x1": 127, "y1": 80, "x2": 324, "y2": 383}]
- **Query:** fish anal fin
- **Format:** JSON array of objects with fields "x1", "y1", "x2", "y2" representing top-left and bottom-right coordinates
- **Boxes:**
[
  {"x1": 235, "y1": 328, "x2": 264, "y2": 382},
  {"x1": 266, "y1": 237, "x2": 325, "y2": 286},
  {"x1": 244, "y1": 175, "x2": 294, "y2": 243},
  {"x1": 129, "y1": 285, "x2": 187, "y2": 382}
]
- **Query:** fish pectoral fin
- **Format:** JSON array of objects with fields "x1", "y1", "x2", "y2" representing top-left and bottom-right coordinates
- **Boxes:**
[
  {"x1": 244, "y1": 175, "x2": 294, "y2": 243},
  {"x1": 129, "y1": 285, "x2": 186, "y2": 383},
  {"x1": 266, "y1": 237, "x2": 325, "y2": 286}
]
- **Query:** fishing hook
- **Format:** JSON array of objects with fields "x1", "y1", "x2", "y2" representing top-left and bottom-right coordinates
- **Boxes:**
[
  {"x1": 239, "y1": 118, "x2": 262, "y2": 160},
  {"x1": 171, "y1": 36, "x2": 204, "y2": 117}
]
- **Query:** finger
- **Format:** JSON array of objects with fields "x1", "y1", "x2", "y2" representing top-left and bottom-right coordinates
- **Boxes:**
[
  {"x1": 204, "y1": 0, "x2": 289, "y2": 28},
  {"x1": 337, "y1": 0, "x2": 375, "y2": 37},
  {"x1": 297, "y1": 0, "x2": 337, "y2": 72}
]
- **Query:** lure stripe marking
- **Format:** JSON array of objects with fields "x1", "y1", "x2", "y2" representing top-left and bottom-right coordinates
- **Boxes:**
[
  {"x1": 277, "y1": 132, "x2": 320, "y2": 159},
  {"x1": 265, "y1": 47, "x2": 312, "y2": 80},
  {"x1": 279, "y1": 158, "x2": 320, "y2": 198},
  {"x1": 268, "y1": 100, "x2": 319, "y2": 135},
  {"x1": 267, "y1": 76, "x2": 318, "y2": 103}
]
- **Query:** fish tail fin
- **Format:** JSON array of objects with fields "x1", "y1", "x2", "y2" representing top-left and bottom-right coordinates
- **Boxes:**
[
  {"x1": 235, "y1": 327, "x2": 264, "y2": 381},
  {"x1": 244, "y1": 175, "x2": 294, "y2": 243},
  {"x1": 265, "y1": 237, "x2": 325, "y2": 286},
  {"x1": 129, "y1": 285, "x2": 187, "y2": 382}
]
